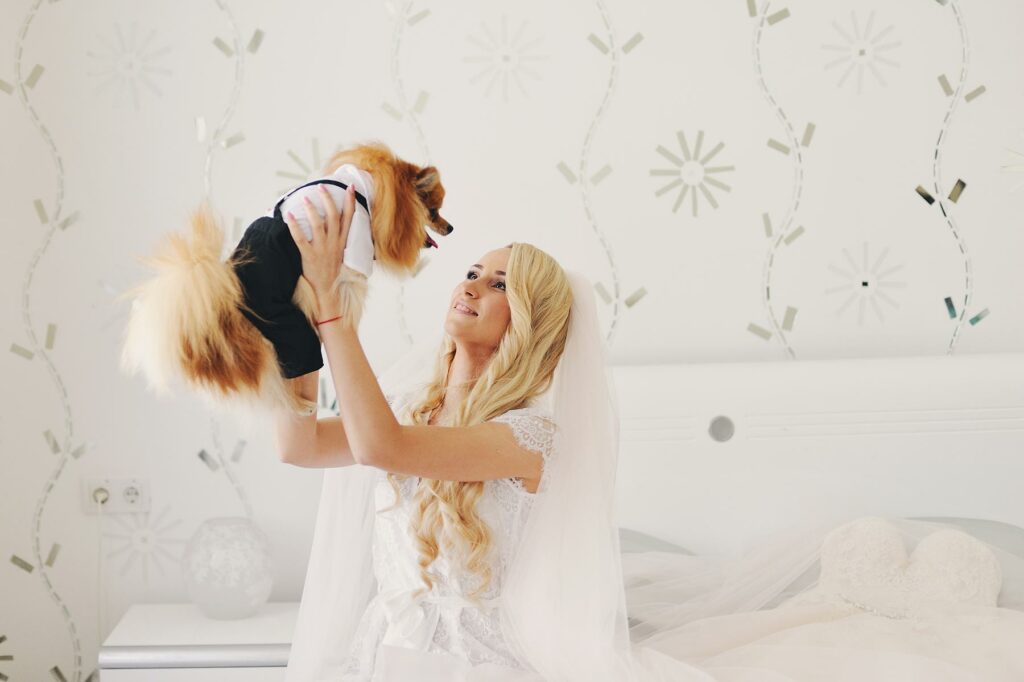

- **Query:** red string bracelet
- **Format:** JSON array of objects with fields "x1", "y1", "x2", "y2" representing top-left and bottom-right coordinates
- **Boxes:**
[{"x1": 316, "y1": 315, "x2": 343, "y2": 326}]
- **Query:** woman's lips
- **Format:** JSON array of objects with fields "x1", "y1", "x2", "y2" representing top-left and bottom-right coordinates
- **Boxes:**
[{"x1": 453, "y1": 302, "x2": 477, "y2": 316}]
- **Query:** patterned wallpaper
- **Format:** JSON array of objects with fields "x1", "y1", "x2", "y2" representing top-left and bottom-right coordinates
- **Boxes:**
[{"x1": 2, "y1": 0, "x2": 1022, "y2": 678}]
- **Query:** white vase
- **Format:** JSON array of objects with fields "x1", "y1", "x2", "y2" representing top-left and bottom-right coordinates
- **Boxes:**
[{"x1": 181, "y1": 516, "x2": 274, "y2": 619}]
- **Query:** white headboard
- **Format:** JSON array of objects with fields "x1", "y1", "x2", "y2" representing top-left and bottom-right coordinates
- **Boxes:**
[{"x1": 610, "y1": 352, "x2": 1024, "y2": 556}]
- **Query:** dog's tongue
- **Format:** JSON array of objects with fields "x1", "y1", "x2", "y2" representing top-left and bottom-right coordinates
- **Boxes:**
[{"x1": 425, "y1": 234, "x2": 438, "y2": 249}]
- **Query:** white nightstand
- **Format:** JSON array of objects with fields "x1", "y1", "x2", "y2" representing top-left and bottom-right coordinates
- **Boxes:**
[{"x1": 98, "y1": 602, "x2": 298, "y2": 681}]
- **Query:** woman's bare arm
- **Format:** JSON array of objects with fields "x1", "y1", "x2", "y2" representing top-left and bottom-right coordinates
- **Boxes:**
[
  {"x1": 284, "y1": 416, "x2": 358, "y2": 469},
  {"x1": 369, "y1": 421, "x2": 544, "y2": 491},
  {"x1": 275, "y1": 368, "x2": 541, "y2": 481},
  {"x1": 273, "y1": 370, "x2": 317, "y2": 461},
  {"x1": 275, "y1": 371, "x2": 357, "y2": 469}
]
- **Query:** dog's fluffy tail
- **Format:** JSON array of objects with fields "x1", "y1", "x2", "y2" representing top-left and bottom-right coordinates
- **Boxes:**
[{"x1": 119, "y1": 202, "x2": 275, "y2": 406}]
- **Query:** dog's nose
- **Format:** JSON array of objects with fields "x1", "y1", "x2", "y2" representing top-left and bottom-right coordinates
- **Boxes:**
[{"x1": 445, "y1": 223, "x2": 454, "y2": 235}]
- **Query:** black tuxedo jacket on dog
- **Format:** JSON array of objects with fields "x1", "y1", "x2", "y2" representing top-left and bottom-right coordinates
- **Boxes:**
[
  {"x1": 231, "y1": 214, "x2": 323, "y2": 379},
  {"x1": 229, "y1": 179, "x2": 373, "y2": 380}
]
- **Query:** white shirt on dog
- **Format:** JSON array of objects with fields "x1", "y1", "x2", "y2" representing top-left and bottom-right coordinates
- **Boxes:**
[{"x1": 268, "y1": 163, "x2": 376, "y2": 278}]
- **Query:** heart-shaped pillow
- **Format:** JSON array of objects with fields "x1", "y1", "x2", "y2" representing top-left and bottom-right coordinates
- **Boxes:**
[{"x1": 804, "y1": 517, "x2": 1002, "y2": 618}]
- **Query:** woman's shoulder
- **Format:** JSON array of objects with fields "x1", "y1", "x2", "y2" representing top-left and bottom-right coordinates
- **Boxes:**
[{"x1": 488, "y1": 404, "x2": 557, "y2": 461}]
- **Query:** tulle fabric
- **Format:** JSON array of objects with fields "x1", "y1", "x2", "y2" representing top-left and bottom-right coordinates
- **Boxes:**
[
  {"x1": 284, "y1": 462, "x2": 379, "y2": 681},
  {"x1": 620, "y1": 516, "x2": 1024, "y2": 681},
  {"x1": 497, "y1": 271, "x2": 641, "y2": 681}
]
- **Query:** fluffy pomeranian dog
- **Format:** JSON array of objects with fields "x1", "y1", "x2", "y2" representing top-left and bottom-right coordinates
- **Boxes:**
[{"x1": 119, "y1": 141, "x2": 453, "y2": 417}]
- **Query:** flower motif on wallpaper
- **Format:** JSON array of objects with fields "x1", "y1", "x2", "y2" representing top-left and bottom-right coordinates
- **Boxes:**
[
  {"x1": 650, "y1": 130, "x2": 735, "y2": 217},
  {"x1": 462, "y1": 16, "x2": 547, "y2": 103},
  {"x1": 275, "y1": 138, "x2": 331, "y2": 195},
  {"x1": 825, "y1": 243, "x2": 907, "y2": 325},
  {"x1": 822, "y1": 10, "x2": 900, "y2": 94},
  {"x1": 86, "y1": 21, "x2": 172, "y2": 111},
  {"x1": 104, "y1": 503, "x2": 187, "y2": 584}
]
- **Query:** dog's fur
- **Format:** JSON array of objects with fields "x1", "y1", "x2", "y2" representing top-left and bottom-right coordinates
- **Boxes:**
[{"x1": 119, "y1": 141, "x2": 452, "y2": 417}]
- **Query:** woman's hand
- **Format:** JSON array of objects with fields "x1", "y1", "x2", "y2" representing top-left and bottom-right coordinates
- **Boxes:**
[{"x1": 283, "y1": 183, "x2": 356, "y2": 313}]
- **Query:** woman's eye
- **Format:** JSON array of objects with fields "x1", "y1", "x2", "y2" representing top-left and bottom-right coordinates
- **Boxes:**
[{"x1": 466, "y1": 271, "x2": 506, "y2": 291}]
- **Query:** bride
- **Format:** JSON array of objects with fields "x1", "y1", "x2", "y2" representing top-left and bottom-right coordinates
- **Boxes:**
[{"x1": 274, "y1": 185, "x2": 1024, "y2": 680}]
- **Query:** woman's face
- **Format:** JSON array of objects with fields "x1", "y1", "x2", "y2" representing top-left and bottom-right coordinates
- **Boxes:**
[{"x1": 444, "y1": 247, "x2": 511, "y2": 351}]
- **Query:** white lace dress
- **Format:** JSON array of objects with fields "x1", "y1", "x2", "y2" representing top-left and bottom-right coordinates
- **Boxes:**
[{"x1": 338, "y1": 397, "x2": 556, "y2": 681}]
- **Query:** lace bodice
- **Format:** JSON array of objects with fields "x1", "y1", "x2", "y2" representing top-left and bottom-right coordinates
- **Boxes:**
[
  {"x1": 782, "y1": 516, "x2": 1003, "y2": 619},
  {"x1": 339, "y1": 394, "x2": 557, "y2": 679}
]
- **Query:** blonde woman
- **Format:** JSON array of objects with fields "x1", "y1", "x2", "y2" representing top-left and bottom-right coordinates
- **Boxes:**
[{"x1": 272, "y1": 183, "x2": 661, "y2": 681}]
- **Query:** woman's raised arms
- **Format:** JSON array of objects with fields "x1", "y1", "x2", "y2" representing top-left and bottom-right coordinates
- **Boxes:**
[
  {"x1": 277, "y1": 184, "x2": 547, "y2": 488},
  {"x1": 275, "y1": 369, "x2": 547, "y2": 489}
]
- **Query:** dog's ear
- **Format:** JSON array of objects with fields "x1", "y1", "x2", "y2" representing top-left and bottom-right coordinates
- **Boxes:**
[{"x1": 414, "y1": 165, "x2": 440, "y2": 192}]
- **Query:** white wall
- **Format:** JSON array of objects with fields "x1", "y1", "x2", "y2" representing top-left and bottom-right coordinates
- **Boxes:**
[{"x1": 2, "y1": 0, "x2": 1022, "y2": 678}]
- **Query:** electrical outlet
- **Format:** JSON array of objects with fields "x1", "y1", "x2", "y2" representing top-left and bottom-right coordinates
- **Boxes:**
[{"x1": 82, "y1": 477, "x2": 151, "y2": 515}]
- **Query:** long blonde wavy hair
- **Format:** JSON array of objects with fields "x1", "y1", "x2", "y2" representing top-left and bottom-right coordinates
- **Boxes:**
[{"x1": 382, "y1": 241, "x2": 574, "y2": 601}]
